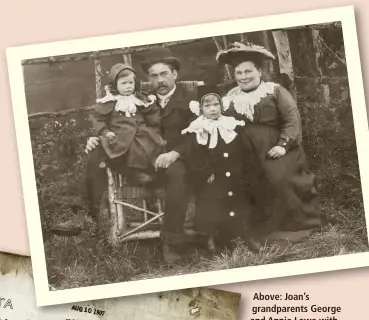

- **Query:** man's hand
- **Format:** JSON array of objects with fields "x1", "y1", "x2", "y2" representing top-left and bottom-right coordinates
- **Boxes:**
[
  {"x1": 84, "y1": 137, "x2": 100, "y2": 154},
  {"x1": 154, "y1": 151, "x2": 180, "y2": 170},
  {"x1": 267, "y1": 146, "x2": 286, "y2": 159}
]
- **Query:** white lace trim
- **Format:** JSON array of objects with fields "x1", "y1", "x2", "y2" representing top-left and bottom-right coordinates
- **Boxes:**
[
  {"x1": 96, "y1": 85, "x2": 156, "y2": 117},
  {"x1": 181, "y1": 115, "x2": 245, "y2": 148},
  {"x1": 227, "y1": 81, "x2": 278, "y2": 121}
]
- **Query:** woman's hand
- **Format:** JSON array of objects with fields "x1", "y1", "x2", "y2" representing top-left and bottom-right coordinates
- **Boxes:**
[
  {"x1": 267, "y1": 146, "x2": 286, "y2": 159},
  {"x1": 106, "y1": 131, "x2": 116, "y2": 139},
  {"x1": 84, "y1": 137, "x2": 100, "y2": 154},
  {"x1": 154, "y1": 151, "x2": 180, "y2": 170},
  {"x1": 106, "y1": 131, "x2": 116, "y2": 144}
]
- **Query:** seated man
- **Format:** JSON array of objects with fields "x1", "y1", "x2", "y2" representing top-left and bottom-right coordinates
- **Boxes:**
[{"x1": 73, "y1": 46, "x2": 197, "y2": 265}]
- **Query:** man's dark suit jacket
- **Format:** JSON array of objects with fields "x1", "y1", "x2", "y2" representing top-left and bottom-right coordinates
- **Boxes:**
[{"x1": 155, "y1": 84, "x2": 197, "y2": 159}]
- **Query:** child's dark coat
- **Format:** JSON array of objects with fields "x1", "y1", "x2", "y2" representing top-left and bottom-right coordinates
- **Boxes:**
[
  {"x1": 185, "y1": 129, "x2": 251, "y2": 242},
  {"x1": 92, "y1": 101, "x2": 164, "y2": 171}
]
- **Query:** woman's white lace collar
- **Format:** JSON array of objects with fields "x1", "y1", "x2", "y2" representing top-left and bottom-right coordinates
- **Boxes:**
[
  {"x1": 227, "y1": 81, "x2": 278, "y2": 121},
  {"x1": 181, "y1": 115, "x2": 245, "y2": 148},
  {"x1": 96, "y1": 85, "x2": 156, "y2": 117}
]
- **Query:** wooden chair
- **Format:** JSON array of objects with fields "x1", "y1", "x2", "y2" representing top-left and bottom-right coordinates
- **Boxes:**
[{"x1": 106, "y1": 80, "x2": 203, "y2": 245}]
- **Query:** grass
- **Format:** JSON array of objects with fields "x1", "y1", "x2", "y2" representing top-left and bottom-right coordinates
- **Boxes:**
[
  {"x1": 44, "y1": 196, "x2": 368, "y2": 290},
  {"x1": 31, "y1": 87, "x2": 369, "y2": 290}
]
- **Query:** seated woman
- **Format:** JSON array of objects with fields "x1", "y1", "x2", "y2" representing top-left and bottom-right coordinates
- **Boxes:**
[{"x1": 216, "y1": 41, "x2": 321, "y2": 245}]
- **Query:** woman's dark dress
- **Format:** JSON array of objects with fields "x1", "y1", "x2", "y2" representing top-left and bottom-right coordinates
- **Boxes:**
[
  {"x1": 185, "y1": 129, "x2": 250, "y2": 244},
  {"x1": 225, "y1": 82, "x2": 321, "y2": 244}
]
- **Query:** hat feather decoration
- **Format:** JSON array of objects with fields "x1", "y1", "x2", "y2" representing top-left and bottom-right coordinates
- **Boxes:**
[
  {"x1": 189, "y1": 100, "x2": 201, "y2": 116},
  {"x1": 222, "y1": 96, "x2": 231, "y2": 111},
  {"x1": 216, "y1": 41, "x2": 275, "y2": 65}
]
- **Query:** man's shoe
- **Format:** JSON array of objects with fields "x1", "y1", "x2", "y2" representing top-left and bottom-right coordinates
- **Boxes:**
[
  {"x1": 245, "y1": 237, "x2": 262, "y2": 253},
  {"x1": 50, "y1": 220, "x2": 83, "y2": 237},
  {"x1": 207, "y1": 235, "x2": 216, "y2": 252},
  {"x1": 70, "y1": 198, "x2": 89, "y2": 215},
  {"x1": 162, "y1": 242, "x2": 182, "y2": 266}
]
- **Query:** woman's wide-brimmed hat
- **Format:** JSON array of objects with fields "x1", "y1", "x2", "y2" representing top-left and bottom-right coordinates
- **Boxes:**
[
  {"x1": 141, "y1": 46, "x2": 181, "y2": 74},
  {"x1": 216, "y1": 41, "x2": 275, "y2": 66}
]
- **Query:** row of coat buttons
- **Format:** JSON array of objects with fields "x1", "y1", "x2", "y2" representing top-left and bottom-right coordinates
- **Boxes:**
[
  {"x1": 228, "y1": 189, "x2": 234, "y2": 217},
  {"x1": 224, "y1": 152, "x2": 234, "y2": 216},
  {"x1": 224, "y1": 152, "x2": 230, "y2": 177}
]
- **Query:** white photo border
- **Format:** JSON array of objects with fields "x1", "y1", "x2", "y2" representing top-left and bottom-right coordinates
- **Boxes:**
[{"x1": 6, "y1": 5, "x2": 369, "y2": 306}]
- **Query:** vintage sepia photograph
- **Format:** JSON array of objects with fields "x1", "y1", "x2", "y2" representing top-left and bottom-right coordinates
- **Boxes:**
[{"x1": 6, "y1": 6, "x2": 369, "y2": 306}]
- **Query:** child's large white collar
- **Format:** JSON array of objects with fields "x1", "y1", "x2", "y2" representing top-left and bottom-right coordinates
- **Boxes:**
[
  {"x1": 96, "y1": 85, "x2": 156, "y2": 117},
  {"x1": 227, "y1": 81, "x2": 278, "y2": 121},
  {"x1": 181, "y1": 115, "x2": 245, "y2": 148}
]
